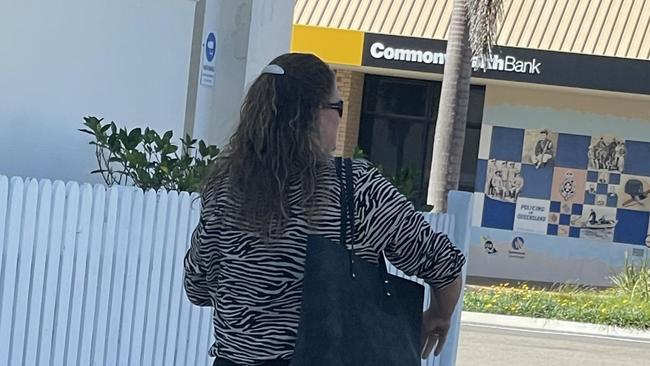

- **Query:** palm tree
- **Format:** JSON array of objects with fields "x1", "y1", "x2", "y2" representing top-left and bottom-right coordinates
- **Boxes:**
[{"x1": 427, "y1": 0, "x2": 503, "y2": 212}]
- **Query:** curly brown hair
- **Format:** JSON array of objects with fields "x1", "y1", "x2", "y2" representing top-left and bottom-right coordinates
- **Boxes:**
[{"x1": 205, "y1": 53, "x2": 335, "y2": 239}]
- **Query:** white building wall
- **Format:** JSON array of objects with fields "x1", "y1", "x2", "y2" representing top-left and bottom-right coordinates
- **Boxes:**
[
  {"x1": 0, "y1": 0, "x2": 196, "y2": 184},
  {"x1": 189, "y1": 0, "x2": 293, "y2": 147},
  {"x1": 244, "y1": 0, "x2": 295, "y2": 86},
  {"x1": 0, "y1": 0, "x2": 294, "y2": 184}
]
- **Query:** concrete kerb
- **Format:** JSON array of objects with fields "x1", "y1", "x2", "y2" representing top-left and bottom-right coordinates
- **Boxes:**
[{"x1": 461, "y1": 311, "x2": 650, "y2": 342}]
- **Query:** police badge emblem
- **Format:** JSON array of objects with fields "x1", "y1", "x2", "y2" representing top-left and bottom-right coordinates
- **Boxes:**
[{"x1": 560, "y1": 171, "x2": 576, "y2": 201}]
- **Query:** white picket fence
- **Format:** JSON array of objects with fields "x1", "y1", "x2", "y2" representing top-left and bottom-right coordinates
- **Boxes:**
[{"x1": 0, "y1": 175, "x2": 472, "y2": 366}]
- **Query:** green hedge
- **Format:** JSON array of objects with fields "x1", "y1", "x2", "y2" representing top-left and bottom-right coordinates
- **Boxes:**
[{"x1": 463, "y1": 283, "x2": 650, "y2": 330}]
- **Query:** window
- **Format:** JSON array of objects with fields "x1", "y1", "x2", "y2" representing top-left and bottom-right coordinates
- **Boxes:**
[
  {"x1": 460, "y1": 86, "x2": 486, "y2": 192},
  {"x1": 358, "y1": 75, "x2": 485, "y2": 208}
]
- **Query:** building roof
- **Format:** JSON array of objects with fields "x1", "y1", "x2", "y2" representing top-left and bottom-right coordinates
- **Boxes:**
[{"x1": 294, "y1": 0, "x2": 650, "y2": 60}]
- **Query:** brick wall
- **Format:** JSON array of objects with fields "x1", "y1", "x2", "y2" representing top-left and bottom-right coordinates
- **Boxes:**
[{"x1": 334, "y1": 70, "x2": 364, "y2": 157}]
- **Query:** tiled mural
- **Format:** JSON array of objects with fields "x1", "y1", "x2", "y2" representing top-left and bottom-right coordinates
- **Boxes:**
[{"x1": 476, "y1": 125, "x2": 650, "y2": 246}]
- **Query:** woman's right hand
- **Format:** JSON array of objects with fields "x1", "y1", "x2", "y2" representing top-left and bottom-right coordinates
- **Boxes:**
[
  {"x1": 420, "y1": 277, "x2": 463, "y2": 358},
  {"x1": 420, "y1": 307, "x2": 452, "y2": 358}
]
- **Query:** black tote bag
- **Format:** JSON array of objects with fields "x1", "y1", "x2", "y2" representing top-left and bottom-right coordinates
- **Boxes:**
[{"x1": 290, "y1": 158, "x2": 424, "y2": 366}]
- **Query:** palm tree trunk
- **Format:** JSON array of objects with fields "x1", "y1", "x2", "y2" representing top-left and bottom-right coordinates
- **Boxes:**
[
  {"x1": 427, "y1": 0, "x2": 473, "y2": 212},
  {"x1": 449, "y1": 42, "x2": 473, "y2": 188}
]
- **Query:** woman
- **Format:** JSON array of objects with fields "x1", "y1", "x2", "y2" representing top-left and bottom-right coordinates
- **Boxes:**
[{"x1": 184, "y1": 53, "x2": 466, "y2": 366}]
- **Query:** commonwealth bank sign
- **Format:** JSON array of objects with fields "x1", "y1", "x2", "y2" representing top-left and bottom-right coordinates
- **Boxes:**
[{"x1": 369, "y1": 41, "x2": 542, "y2": 75}]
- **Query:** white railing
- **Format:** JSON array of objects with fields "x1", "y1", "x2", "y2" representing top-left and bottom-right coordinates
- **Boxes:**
[
  {"x1": 387, "y1": 191, "x2": 472, "y2": 366},
  {"x1": 0, "y1": 175, "x2": 472, "y2": 366}
]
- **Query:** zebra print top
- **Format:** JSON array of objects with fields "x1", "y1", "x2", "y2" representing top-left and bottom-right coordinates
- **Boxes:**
[{"x1": 184, "y1": 159, "x2": 465, "y2": 365}]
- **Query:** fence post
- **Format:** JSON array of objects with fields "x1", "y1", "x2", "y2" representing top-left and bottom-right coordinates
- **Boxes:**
[
  {"x1": 0, "y1": 177, "x2": 24, "y2": 366},
  {"x1": 438, "y1": 191, "x2": 473, "y2": 366}
]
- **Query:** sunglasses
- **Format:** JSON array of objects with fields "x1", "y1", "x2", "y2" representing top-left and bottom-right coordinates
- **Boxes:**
[{"x1": 322, "y1": 100, "x2": 344, "y2": 118}]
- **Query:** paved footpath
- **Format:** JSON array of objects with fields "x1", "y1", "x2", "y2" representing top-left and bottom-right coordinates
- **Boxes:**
[{"x1": 456, "y1": 312, "x2": 650, "y2": 366}]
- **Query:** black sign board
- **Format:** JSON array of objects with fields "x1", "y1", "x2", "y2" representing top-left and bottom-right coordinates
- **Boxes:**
[{"x1": 362, "y1": 32, "x2": 650, "y2": 95}]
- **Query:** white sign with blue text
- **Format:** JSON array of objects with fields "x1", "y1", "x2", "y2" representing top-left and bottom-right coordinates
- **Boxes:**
[{"x1": 201, "y1": 32, "x2": 217, "y2": 87}]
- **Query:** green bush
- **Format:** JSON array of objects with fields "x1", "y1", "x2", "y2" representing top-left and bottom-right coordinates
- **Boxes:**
[
  {"x1": 80, "y1": 116, "x2": 220, "y2": 192},
  {"x1": 463, "y1": 283, "x2": 650, "y2": 330}
]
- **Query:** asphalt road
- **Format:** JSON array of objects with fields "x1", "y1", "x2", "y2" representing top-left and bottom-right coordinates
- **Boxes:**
[{"x1": 457, "y1": 323, "x2": 650, "y2": 366}]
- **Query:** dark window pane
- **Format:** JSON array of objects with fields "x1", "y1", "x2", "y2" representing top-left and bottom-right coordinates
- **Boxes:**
[
  {"x1": 467, "y1": 85, "x2": 486, "y2": 127},
  {"x1": 459, "y1": 128, "x2": 482, "y2": 192},
  {"x1": 364, "y1": 76, "x2": 430, "y2": 117},
  {"x1": 359, "y1": 75, "x2": 485, "y2": 206},
  {"x1": 358, "y1": 114, "x2": 375, "y2": 158},
  {"x1": 361, "y1": 116, "x2": 428, "y2": 177},
  {"x1": 460, "y1": 85, "x2": 486, "y2": 191}
]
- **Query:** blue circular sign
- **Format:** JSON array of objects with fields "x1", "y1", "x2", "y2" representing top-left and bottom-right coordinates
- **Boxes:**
[
  {"x1": 205, "y1": 32, "x2": 216, "y2": 62},
  {"x1": 512, "y1": 236, "x2": 525, "y2": 250}
]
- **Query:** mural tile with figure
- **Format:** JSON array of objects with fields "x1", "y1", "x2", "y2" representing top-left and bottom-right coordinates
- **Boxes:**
[
  {"x1": 578, "y1": 205, "x2": 617, "y2": 241},
  {"x1": 522, "y1": 129, "x2": 558, "y2": 169},
  {"x1": 588, "y1": 135, "x2": 626, "y2": 172},
  {"x1": 484, "y1": 160, "x2": 523, "y2": 203}
]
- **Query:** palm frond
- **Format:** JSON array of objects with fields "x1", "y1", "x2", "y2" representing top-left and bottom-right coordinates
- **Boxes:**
[{"x1": 467, "y1": 0, "x2": 504, "y2": 61}]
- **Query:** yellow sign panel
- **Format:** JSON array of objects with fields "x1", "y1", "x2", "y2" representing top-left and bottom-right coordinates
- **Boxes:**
[{"x1": 290, "y1": 25, "x2": 364, "y2": 66}]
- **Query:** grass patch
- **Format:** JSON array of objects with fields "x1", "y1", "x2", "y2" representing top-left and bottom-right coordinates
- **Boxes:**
[
  {"x1": 610, "y1": 256, "x2": 650, "y2": 302},
  {"x1": 463, "y1": 282, "x2": 650, "y2": 330}
]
